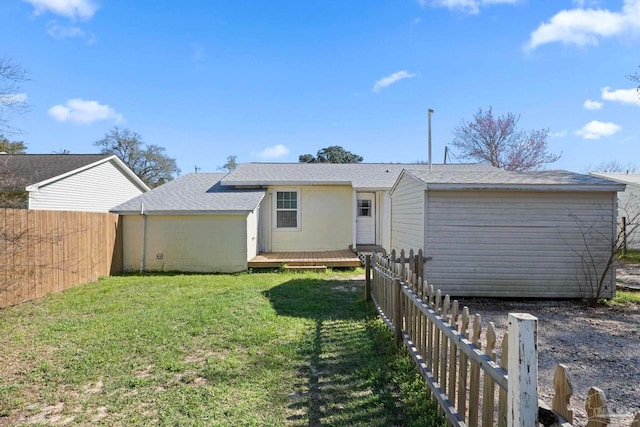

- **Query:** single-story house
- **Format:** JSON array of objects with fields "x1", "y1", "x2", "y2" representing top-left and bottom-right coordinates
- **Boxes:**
[
  {"x1": 0, "y1": 154, "x2": 149, "y2": 211},
  {"x1": 590, "y1": 172, "x2": 640, "y2": 249},
  {"x1": 112, "y1": 162, "x2": 625, "y2": 298},
  {"x1": 111, "y1": 173, "x2": 265, "y2": 272},
  {"x1": 390, "y1": 168, "x2": 625, "y2": 298},
  {"x1": 111, "y1": 163, "x2": 492, "y2": 272}
]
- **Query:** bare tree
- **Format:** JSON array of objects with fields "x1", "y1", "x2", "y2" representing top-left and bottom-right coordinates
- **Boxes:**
[
  {"x1": 564, "y1": 198, "x2": 640, "y2": 305},
  {"x1": 588, "y1": 160, "x2": 639, "y2": 174},
  {"x1": 0, "y1": 55, "x2": 30, "y2": 135},
  {"x1": 94, "y1": 127, "x2": 180, "y2": 188},
  {"x1": 452, "y1": 107, "x2": 560, "y2": 171}
]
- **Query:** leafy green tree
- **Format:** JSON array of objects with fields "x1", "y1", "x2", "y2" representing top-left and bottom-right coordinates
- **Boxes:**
[
  {"x1": 452, "y1": 107, "x2": 560, "y2": 171},
  {"x1": 218, "y1": 155, "x2": 238, "y2": 172},
  {"x1": 94, "y1": 127, "x2": 180, "y2": 188},
  {"x1": 299, "y1": 146, "x2": 363, "y2": 163},
  {"x1": 0, "y1": 135, "x2": 26, "y2": 153}
]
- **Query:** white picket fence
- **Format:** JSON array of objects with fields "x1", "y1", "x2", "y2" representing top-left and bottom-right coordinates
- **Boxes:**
[{"x1": 365, "y1": 249, "x2": 571, "y2": 426}]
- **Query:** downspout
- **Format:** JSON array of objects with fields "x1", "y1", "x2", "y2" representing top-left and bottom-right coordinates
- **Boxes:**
[{"x1": 140, "y1": 203, "x2": 146, "y2": 273}]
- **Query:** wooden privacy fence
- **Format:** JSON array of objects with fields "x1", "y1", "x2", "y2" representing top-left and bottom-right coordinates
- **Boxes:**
[
  {"x1": 365, "y1": 249, "x2": 640, "y2": 427},
  {"x1": 0, "y1": 208, "x2": 122, "y2": 309}
]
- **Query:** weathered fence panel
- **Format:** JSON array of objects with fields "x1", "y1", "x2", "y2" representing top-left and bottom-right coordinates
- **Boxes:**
[
  {"x1": 0, "y1": 208, "x2": 122, "y2": 309},
  {"x1": 367, "y1": 249, "x2": 639, "y2": 427}
]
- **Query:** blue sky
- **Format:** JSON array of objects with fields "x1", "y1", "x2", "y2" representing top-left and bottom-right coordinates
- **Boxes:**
[{"x1": 1, "y1": 0, "x2": 639, "y2": 174}]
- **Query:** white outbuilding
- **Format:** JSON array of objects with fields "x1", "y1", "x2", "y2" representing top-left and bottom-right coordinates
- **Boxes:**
[{"x1": 389, "y1": 168, "x2": 625, "y2": 298}]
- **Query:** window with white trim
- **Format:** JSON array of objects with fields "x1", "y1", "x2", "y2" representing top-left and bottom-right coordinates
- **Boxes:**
[
  {"x1": 276, "y1": 190, "x2": 299, "y2": 228},
  {"x1": 357, "y1": 199, "x2": 371, "y2": 217}
]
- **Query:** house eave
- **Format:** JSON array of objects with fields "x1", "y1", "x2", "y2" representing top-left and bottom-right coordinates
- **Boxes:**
[
  {"x1": 222, "y1": 180, "x2": 352, "y2": 187},
  {"x1": 26, "y1": 155, "x2": 150, "y2": 192},
  {"x1": 424, "y1": 183, "x2": 626, "y2": 192},
  {"x1": 113, "y1": 209, "x2": 255, "y2": 216}
]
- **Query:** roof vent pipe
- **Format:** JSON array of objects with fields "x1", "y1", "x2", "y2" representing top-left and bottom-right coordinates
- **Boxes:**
[{"x1": 428, "y1": 108, "x2": 434, "y2": 171}]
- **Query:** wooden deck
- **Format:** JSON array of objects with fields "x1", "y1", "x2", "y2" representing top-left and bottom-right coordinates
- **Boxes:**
[{"x1": 248, "y1": 249, "x2": 361, "y2": 268}]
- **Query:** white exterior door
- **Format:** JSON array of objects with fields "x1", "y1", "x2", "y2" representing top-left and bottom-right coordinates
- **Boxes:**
[{"x1": 356, "y1": 193, "x2": 376, "y2": 245}]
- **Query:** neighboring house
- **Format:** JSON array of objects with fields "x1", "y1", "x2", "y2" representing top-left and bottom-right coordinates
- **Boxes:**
[
  {"x1": 390, "y1": 169, "x2": 625, "y2": 298},
  {"x1": 590, "y1": 172, "x2": 640, "y2": 249},
  {"x1": 111, "y1": 173, "x2": 265, "y2": 273},
  {"x1": 0, "y1": 154, "x2": 149, "y2": 212}
]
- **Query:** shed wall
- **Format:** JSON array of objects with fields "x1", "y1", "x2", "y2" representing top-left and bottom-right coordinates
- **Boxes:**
[
  {"x1": 390, "y1": 173, "x2": 425, "y2": 253},
  {"x1": 425, "y1": 190, "x2": 616, "y2": 298},
  {"x1": 122, "y1": 214, "x2": 249, "y2": 273},
  {"x1": 29, "y1": 160, "x2": 146, "y2": 212}
]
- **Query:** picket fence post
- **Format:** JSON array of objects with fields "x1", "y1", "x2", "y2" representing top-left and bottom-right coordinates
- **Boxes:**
[{"x1": 507, "y1": 313, "x2": 538, "y2": 427}]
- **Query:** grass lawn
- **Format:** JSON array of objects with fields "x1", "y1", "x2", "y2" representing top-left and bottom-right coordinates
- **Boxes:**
[{"x1": 0, "y1": 271, "x2": 442, "y2": 426}]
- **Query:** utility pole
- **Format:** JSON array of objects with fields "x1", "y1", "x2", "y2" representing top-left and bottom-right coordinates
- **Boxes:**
[{"x1": 428, "y1": 108, "x2": 434, "y2": 171}]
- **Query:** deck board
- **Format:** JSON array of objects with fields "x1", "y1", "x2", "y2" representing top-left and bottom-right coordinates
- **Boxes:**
[{"x1": 248, "y1": 249, "x2": 361, "y2": 268}]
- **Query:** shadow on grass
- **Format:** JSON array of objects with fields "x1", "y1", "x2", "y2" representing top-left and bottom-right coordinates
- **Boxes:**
[{"x1": 264, "y1": 278, "x2": 441, "y2": 427}]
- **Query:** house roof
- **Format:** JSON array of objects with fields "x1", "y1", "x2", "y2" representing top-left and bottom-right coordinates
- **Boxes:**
[
  {"x1": 590, "y1": 172, "x2": 640, "y2": 186},
  {"x1": 398, "y1": 168, "x2": 626, "y2": 192},
  {"x1": 221, "y1": 162, "x2": 496, "y2": 190},
  {"x1": 111, "y1": 173, "x2": 266, "y2": 215},
  {"x1": 0, "y1": 154, "x2": 149, "y2": 192}
]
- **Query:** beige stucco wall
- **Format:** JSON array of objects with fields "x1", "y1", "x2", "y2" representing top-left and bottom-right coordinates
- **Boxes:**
[
  {"x1": 261, "y1": 185, "x2": 353, "y2": 252},
  {"x1": 122, "y1": 213, "x2": 251, "y2": 273}
]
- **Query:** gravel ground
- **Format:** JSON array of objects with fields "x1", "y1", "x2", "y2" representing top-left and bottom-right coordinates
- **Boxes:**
[{"x1": 457, "y1": 266, "x2": 640, "y2": 426}]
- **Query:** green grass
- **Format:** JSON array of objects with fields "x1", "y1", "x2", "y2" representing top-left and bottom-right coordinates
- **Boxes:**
[
  {"x1": 0, "y1": 271, "x2": 442, "y2": 426},
  {"x1": 619, "y1": 248, "x2": 640, "y2": 264},
  {"x1": 607, "y1": 289, "x2": 640, "y2": 305}
]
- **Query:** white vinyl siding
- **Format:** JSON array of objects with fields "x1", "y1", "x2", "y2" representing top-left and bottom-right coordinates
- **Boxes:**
[
  {"x1": 616, "y1": 182, "x2": 640, "y2": 249},
  {"x1": 122, "y1": 214, "x2": 250, "y2": 273},
  {"x1": 29, "y1": 160, "x2": 146, "y2": 212},
  {"x1": 425, "y1": 190, "x2": 616, "y2": 298},
  {"x1": 390, "y1": 173, "x2": 425, "y2": 253}
]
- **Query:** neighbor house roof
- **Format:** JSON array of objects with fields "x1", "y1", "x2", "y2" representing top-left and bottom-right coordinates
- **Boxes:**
[
  {"x1": 221, "y1": 162, "x2": 496, "y2": 191},
  {"x1": 590, "y1": 172, "x2": 640, "y2": 186},
  {"x1": 111, "y1": 173, "x2": 266, "y2": 215},
  {"x1": 0, "y1": 154, "x2": 149, "y2": 192},
  {"x1": 396, "y1": 168, "x2": 626, "y2": 192}
]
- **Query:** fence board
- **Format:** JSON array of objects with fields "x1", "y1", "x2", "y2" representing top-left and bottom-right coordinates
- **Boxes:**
[{"x1": 0, "y1": 209, "x2": 122, "y2": 309}]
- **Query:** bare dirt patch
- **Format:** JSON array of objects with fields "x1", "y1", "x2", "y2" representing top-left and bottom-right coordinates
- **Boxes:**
[{"x1": 460, "y1": 297, "x2": 639, "y2": 426}]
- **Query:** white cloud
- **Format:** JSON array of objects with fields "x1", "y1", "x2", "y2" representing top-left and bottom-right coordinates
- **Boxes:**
[
  {"x1": 0, "y1": 93, "x2": 28, "y2": 105},
  {"x1": 372, "y1": 71, "x2": 416, "y2": 93},
  {"x1": 48, "y1": 99, "x2": 123, "y2": 124},
  {"x1": 549, "y1": 130, "x2": 567, "y2": 138},
  {"x1": 257, "y1": 144, "x2": 289, "y2": 159},
  {"x1": 424, "y1": 0, "x2": 518, "y2": 14},
  {"x1": 526, "y1": 0, "x2": 640, "y2": 50},
  {"x1": 583, "y1": 99, "x2": 603, "y2": 110},
  {"x1": 22, "y1": 0, "x2": 98, "y2": 20},
  {"x1": 575, "y1": 120, "x2": 621, "y2": 139},
  {"x1": 601, "y1": 86, "x2": 640, "y2": 106},
  {"x1": 46, "y1": 21, "x2": 85, "y2": 38}
]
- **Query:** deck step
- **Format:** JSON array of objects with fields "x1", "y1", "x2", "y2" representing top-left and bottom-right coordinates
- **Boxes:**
[{"x1": 283, "y1": 265, "x2": 327, "y2": 272}]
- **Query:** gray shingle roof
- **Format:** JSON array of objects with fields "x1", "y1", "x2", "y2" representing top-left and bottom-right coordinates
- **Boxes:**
[
  {"x1": 590, "y1": 172, "x2": 640, "y2": 185},
  {"x1": 221, "y1": 162, "x2": 497, "y2": 190},
  {"x1": 0, "y1": 154, "x2": 111, "y2": 189},
  {"x1": 403, "y1": 168, "x2": 626, "y2": 190},
  {"x1": 111, "y1": 173, "x2": 265, "y2": 214}
]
